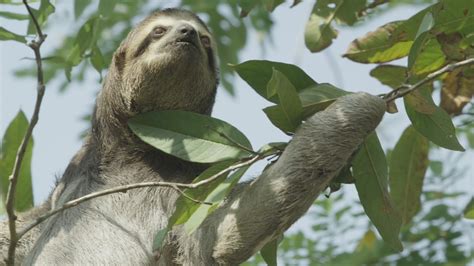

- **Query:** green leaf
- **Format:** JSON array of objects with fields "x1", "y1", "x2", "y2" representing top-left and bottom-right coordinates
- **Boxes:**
[
  {"x1": 405, "y1": 88, "x2": 464, "y2": 151},
  {"x1": 408, "y1": 32, "x2": 429, "y2": 70},
  {"x1": 298, "y1": 83, "x2": 348, "y2": 118},
  {"x1": 353, "y1": 133, "x2": 403, "y2": 252},
  {"x1": 74, "y1": 0, "x2": 92, "y2": 18},
  {"x1": 0, "y1": 111, "x2": 34, "y2": 212},
  {"x1": 128, "y1": 111, "x2": 253, "y2": 163},
  {"x1": 389, "y1": 126, "x2": 429, "y2": 225},
  {"x1": 304, "y1": 0, "x2": 366, "y2": 52},
  {"x1": 370, "y1": 65, "x2": 407, "y2": 89},
  {"x1": 232, "y1": 60, "x2": 317, "y2": 103},
  {"x1": 184, "y1": 165, "x2": 249, "y2": 233},
  {"x1": 238, "y1": 0, "x2": 258, "y2": 17},
  {"x1": 169, "y1": 161, "x2": 235, "y2": 227},
  {"x1": 304, "y1": 9, "x2": 338, "y2": 53},
  {"x1": 0, "y1": 11, "x2": 29, "y2": 20},
  {"x1": 410, "y1": 38, "x2": 446, "y2": 75},
  {"x1": 98, "y1": 0, "x2": 116, "y2": 17},
  {"x1": 90, "y1": 45, "x2": 106, "y2": 79},
  {"x1": 0, "y1": 27, "x2": 26, "y2": 43},
  {"x1": 432, "y1": 0, "x2": 474, "y2": 34},
  {"x1": 260, "y1": 237, "x2": 280, "y2": 266},
  {"x1": 153, "y1": 161, "x2": 238, "y2": 251},
  {"x1": 27, "y1": 0, "x2": 55, "y2": 35},
  {"x1": 463, "y1": 197, "x2": 474, "y2": 219},
  {"x1": 152, "y1": 227, "x2": 170, "y2": 251},
  {"x1": 264, "y1": 69, "x2": 303, "y2": 133}
]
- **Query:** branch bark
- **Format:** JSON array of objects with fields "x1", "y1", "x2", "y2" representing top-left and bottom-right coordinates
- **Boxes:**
[
  {"x1": 5, "y1": 1, "x2": 47, "y2": 265},
  {"x1": 384, "y1": 57, "x2": 474, "y2": 103}
]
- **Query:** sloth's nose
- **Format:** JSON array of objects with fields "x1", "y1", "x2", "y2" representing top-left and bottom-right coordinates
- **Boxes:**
[{"x1": 178, "y1": 25, "x2": 196, "y2": 37}]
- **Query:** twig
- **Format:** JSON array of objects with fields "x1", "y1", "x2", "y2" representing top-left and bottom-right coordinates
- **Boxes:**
[
  {"x1": 383, "y1": 57, "x2": 474, "y2": 103},
  {"x1": 5, "y1": 1, "x2": 47, "y2": 265},
  {"x1": 17, "y1": 153, "x2": 266, "y2": 239}
]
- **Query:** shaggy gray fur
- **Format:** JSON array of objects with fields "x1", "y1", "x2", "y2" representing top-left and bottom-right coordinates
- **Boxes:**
[{"x1": 0, "y1": 8, "x2": 386, "y2": 265}]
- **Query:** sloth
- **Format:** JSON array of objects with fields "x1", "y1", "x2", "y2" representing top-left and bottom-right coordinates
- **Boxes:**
[{"x1": 0, "y1": 8, "x2": 386, "y2": 265}]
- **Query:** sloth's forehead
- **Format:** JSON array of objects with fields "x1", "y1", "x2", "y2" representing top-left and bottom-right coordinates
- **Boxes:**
[{"x1": 146, "y1": 16, "x2": 209, "y2": 34}]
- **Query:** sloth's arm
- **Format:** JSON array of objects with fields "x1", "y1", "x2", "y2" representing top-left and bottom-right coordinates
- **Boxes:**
[{"x1": 178, "y1": 93, "x2": 386, "y2": 265}]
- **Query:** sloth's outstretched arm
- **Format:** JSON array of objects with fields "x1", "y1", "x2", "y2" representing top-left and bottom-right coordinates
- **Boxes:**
[{"x1": 178, "y1": 93, "x2": 386, "y2": 265}]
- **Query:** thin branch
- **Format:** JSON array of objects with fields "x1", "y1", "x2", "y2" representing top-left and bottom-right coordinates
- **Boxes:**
[
  {"x1": 5, "y1": 1, "x2": 47, "y2": 265},
  {"x1": 383, "y1": 57, "x2": 474, "y2": 103},
  {"x1": 17, "y1": 153, "x2": 266, "y2": 239}
]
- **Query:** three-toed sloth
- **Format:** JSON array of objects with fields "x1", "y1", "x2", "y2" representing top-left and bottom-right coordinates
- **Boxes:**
[{"x1": 1, "y1": 8, "x2": 385, "y2": 265}]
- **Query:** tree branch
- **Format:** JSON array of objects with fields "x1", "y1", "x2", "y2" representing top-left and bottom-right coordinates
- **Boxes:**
[
  {"x1": 383, "y1": 57, "x2": 474, "y2": 103},
  {"x1": 16, "y1": 153, "x2": 267, "y2": 239},
  {"x1": 5, "y1": 1, "x2": 47, "y2": 265}
]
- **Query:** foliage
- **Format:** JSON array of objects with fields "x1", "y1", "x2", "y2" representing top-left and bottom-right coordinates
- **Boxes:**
[
  {"x1": 0, "y1": 111, "x2": 34, "y2": 213},
  {"x1": 1, "y1": 0, "x2": 472, "y2": 265}
]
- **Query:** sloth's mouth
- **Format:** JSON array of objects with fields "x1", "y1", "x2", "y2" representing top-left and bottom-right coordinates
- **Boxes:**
[{"x1": 174, "y1": 37, "x2": 199, "y2": 50}]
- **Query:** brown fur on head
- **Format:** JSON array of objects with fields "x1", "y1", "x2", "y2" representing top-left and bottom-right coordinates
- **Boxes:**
[{"x1": 92, "y1": 9, "x2": 219, "y2": 150}]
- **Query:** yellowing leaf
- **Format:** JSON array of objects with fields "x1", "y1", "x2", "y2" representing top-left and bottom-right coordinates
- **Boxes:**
[{"x1": 440, "y1": 67, "x2": 474, "y2": 115}]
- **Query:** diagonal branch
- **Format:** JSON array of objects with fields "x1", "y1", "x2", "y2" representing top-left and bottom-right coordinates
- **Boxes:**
[
  {"x1": 383, "y1": 57, "x2": 474, "y2": 103},
  {"x1": 16, "y1": 153, "x2": 267, "y2": 239},
  {"x1": 5, "y1": 1, "x2": 47, "y2": 265}
]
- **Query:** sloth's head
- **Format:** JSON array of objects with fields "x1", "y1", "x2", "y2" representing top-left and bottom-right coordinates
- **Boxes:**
[{"x1": 101, "y1": 9, "x2": 219, "y2": 118}]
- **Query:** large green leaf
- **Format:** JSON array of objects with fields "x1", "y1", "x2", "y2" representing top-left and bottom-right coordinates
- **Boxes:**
[
  {"x1": 389, "y1": 126, "x2": 429, "y2": 225},
  {"x1": 353, "y1": 133, "x2": 403, "y2": 252},
  {"x1": 232, "y1": 60, "x2": 317, "y2": 103},
  {"x1": 407, "y1": 12, "x2": 434, "y2": 70},
  {"x1": 0, "y1": 111, "x2": 34, "y2": 212},
  {"x1": 128, "y1": 111, "x2": 253, "y2": 163},
  {"x1": 405, "y1": 88, "x2": 464, "y2": 151},
  {"x1": 184, "y1": 165, "x2": 249, "y2": 233},
  {"x1": 263, "y1": 69, "x2": 303, "y2": 133}
]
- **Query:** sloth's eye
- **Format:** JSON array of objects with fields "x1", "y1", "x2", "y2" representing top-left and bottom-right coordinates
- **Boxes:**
[
  {"x1": 152, "y1": 27, "x2": 167, "y2": 38},
  {"x1": 200, "y1": 36, "x2": 211, "y2": 48}
]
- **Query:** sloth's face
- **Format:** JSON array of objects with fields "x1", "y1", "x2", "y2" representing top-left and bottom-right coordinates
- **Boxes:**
[{"x1": 114, "y1": 13, "x2": 218, "y2": 114}]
